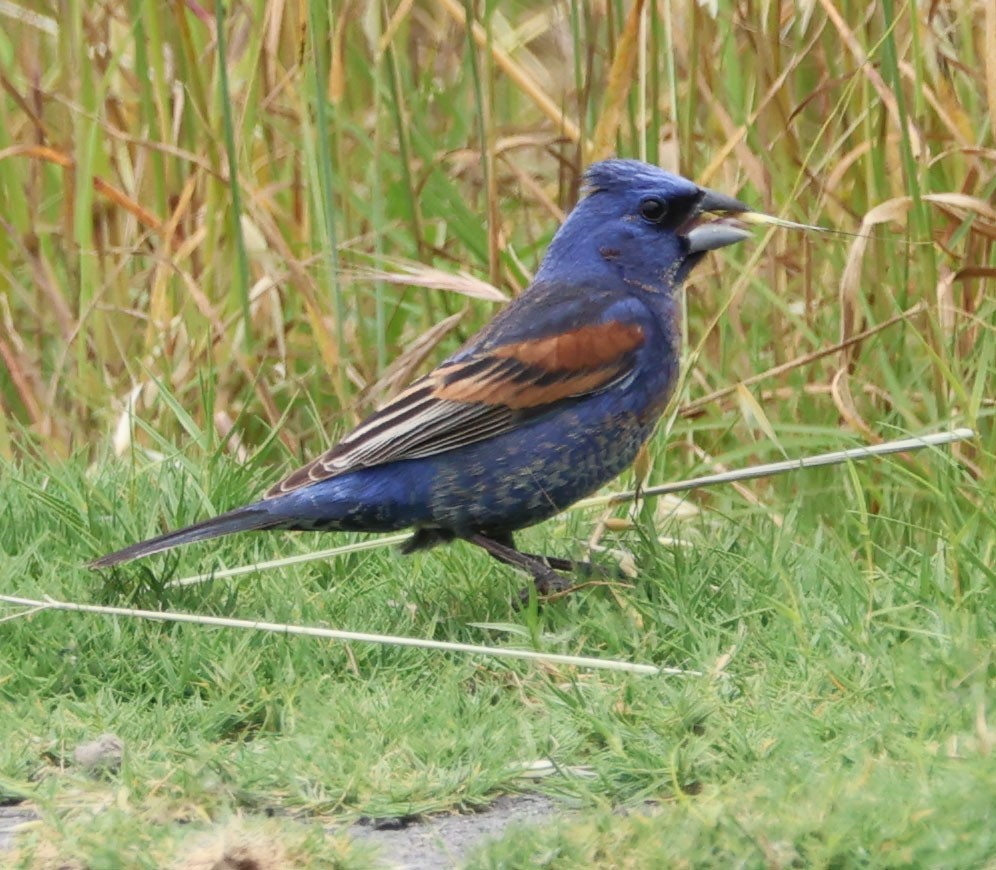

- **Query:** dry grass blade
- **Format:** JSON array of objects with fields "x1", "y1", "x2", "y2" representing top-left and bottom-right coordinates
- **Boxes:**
[
  {"x1": 838, "y1": 198, "x2": 916, "y2": 357},
  {"x1": 0, "y1": 331, "x2": 43, "y2": 428},
  {"x1": 693, "y1": 67, "x2": 766, "y2": 193},
  {"x1": 839, "y1": 193, "x2": 995, "y2": 365},
  {"x1": 697, "y1": 29, "x2": 820, "y2": 189},
  {"x1": 437, "y1": 0, "x2": 582, "y2": 144},
  {"x1": 0, "y1": 143, "x2": 164, "y2": 236},
  {"x1": 986, "y1": 0, "x2": 996, "y2": 137},
  {"x1": 363, "y1": 311, "x2": 465, "y2": 404},
  {"x1": 680, "y1": 304, "x2": 926, "y2": 418},
  {"x1": 818, "y1": 0, "x2": 924, "y2": 157},
  {"x1": 499, "y1": 152, "x2": 566, "y2": 223},
  {"x1": 936, "y1": 266, "x2": 958, "y2": 343},
  {"x1": 340, "y1": 262, "x2": 508, "y2": 302},
  {"x1": 734, "y1": 383, "x2": 783, "y2": 452},
  {"x1": 0, "y1": 1, "x2": 56, "y2": 34},
  {"x1": 164, "y1": 533, "x2": 415, "y2": 589},
  {"x1": 923, "y1": 192, "x2": 996, "y2": 227},
  {"x1": 830, "y1": 367, "x2": 879, "y2": 444},
  {"x1": 591, "y1": 0, "x2": 646, "y2": 160},
  {"x1": 380, "y1": 0, "x2": 417, "y2": 53}
]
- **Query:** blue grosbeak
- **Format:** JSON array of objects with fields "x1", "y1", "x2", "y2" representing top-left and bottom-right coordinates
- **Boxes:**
[{"x1": 91, "y1": 159, "x2": 751, "y2": 593}]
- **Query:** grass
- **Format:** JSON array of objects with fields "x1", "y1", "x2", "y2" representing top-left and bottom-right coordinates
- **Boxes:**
[
  {"x1": 1, "y1": 0, "x2": 994, "y2": 866},
  {"x1": 2, "y1": 437, "x2": 992, "y2": 866}
]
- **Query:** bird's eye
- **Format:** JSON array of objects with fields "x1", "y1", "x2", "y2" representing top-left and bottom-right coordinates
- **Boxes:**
[{"x1": 639, "y1": 197, "x2": 669, "y2": 224}]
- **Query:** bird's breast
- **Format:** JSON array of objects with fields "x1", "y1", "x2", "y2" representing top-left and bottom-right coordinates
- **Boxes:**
[{"x1": 422, "y1": 391, "x2": 662, "y2": 535}]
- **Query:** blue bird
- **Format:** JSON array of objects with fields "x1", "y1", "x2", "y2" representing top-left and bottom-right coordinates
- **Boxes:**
[{"x1": 91, "y1": 159, "x2": 751, "y2": 594}]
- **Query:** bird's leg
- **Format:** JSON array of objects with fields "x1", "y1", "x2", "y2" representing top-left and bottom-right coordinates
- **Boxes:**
[
  {"x1": 399, "y1": 527, "x2": 455, "y2": 554},
  {"x1": 467, "y1": 533, "x2": 572, "y2": 596}
]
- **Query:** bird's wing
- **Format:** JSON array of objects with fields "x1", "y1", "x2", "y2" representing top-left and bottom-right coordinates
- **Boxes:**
[{"x1": 265, "y1": 316, "x2": 646, "y2": 497}]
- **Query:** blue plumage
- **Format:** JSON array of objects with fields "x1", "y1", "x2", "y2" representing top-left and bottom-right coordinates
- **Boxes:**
[{"x1": 91, "y1": 159, "x2": 751, "y2": 593}]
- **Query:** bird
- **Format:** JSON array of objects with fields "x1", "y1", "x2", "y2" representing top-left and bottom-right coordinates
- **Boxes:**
[{"x1": 91, "y1": 159, "x2": 752, "y2": 595}]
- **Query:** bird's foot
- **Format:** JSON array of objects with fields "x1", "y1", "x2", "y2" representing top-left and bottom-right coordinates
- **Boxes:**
[
  {"x1": 515, "y1": 551, "x2": 625, "y2": 581},
  {"x1": 467, "y1": 533, "x2": 622, "y2": 606},
  {"x1": 516, "y1": 551, "x2": 634, "y2": 605}
]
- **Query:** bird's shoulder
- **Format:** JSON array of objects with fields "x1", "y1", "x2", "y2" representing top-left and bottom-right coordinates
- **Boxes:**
[{"x1": 466, "y1": 277, "x2": 654, "y2": 355}]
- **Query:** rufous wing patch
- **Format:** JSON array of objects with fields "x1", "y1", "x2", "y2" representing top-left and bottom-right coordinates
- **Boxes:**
[
  {"x1": 435, "y1": 321, "x2": 645, "y2": 409},
  {"x1": 492, "y1": 321, "x2": 645, "y2": 370}
]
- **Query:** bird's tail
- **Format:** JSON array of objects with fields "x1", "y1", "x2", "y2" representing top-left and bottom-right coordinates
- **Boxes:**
[{"x1": 89, "y1": 505, "x2": 280, "y2": 569}]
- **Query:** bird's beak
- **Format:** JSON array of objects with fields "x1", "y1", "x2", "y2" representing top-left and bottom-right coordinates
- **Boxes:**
[{"x1": 683, "y1": 187, "x2": 753, "y2": 253}]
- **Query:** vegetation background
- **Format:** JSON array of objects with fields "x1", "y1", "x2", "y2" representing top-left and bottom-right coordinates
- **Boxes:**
[{"x1": 0, "y1": 0, "x2": 993, "y2": 866}]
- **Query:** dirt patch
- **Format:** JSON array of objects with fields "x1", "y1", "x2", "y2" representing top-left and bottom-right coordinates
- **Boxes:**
[
  {"x1": 0, "y1": 794, "x2": 560, "y2": 868},
  {"x1": 0, "y1": 805, "x2": 37, "y2": 852},
  {"x1": 344, "y1": 794, "x2": 559, "y2": 868}
]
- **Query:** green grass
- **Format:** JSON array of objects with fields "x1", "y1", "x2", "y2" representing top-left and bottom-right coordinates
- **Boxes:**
[
  {"x1": 2, "y1": 424, "x2": 992, "y2": 865},
  {"x1": 1, "y1": 0, "x2": 994, "y2": 865}
]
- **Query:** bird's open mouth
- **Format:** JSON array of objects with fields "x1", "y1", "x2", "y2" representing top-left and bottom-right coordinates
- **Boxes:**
[
  {"x1": 680, "y1": 186, "x2": 753, "y2": 253},
  {"x1": 679, "y1": 212, "x2": 749, "y2": 234}
]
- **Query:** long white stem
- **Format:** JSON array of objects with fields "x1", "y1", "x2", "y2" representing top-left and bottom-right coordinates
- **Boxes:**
[
  {"x1": 593, "y1": 427, "x2": 975, "y2": 506},
  {"x1": 0, "y1": 595, "x2": 672, "y2": 676},
  {"x1": 167, "y1": 533, "x2": 412, "y2": 588},
  {"x1": 739, "y1": 210, "x2": 833, "y2": 233}
]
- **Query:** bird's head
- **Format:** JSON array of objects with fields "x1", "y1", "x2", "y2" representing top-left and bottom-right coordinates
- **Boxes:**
[{"x1": 537, "y1": 159, "x2": 752, "y2": 290}]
